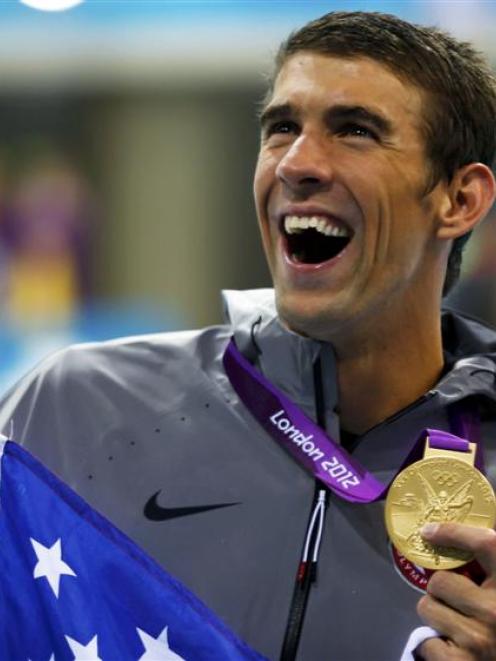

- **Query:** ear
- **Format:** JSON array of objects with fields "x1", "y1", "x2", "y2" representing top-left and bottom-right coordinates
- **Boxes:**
[{"x1": 436, "y1": 163, "x2": 496, "y2": 241}]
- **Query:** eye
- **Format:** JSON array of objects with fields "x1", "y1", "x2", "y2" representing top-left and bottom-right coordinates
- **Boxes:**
[
  {"x1": 263, "y1": 120, "x2": 299, "y2": 138},
  {"x1": 336, "y1": 123, "x2": 378, "y2": 140}
]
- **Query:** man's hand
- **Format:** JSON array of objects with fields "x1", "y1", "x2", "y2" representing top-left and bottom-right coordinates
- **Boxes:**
[{"x1": 416, "y1": 522, "x2": 496, "y2": 660}]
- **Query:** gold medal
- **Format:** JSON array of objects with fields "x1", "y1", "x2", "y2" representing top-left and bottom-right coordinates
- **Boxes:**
[{"x1": 385, "y1": 438, "x2": 496, "y2": 570}]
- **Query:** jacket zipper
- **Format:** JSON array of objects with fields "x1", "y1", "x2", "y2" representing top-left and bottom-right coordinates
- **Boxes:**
[
  {"x1": 279, "y1": 356, "x2": 329, "y2": 661},
  {"x1": 279, "y1": 485, "x2": 328, "y2": 661}
]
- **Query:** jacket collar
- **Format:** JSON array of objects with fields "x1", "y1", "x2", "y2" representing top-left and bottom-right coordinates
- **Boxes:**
[
  {"x1": 434, "y1": 310, "x2": 496, "y2": 404},
  {"x1": 222, "y1": 290, "x2": 496, "y2": 429},
  {"x1": 222, "y1": 289, "x2": 339, "y2": 435}
]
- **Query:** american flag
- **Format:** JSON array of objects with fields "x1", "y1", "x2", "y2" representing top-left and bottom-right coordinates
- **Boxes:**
[{"x1": 0, "y1": 440, "x2": 266, "y2": 661}]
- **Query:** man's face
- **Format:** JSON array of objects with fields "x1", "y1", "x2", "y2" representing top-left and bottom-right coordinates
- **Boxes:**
[{"x1": 254, "y1": 53, "x2": 448, "y2": 341}]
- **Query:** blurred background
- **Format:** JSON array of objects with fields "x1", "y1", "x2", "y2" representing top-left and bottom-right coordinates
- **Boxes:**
[{"x1": 0, "y1": 0, "x2": 494, "y2": 393}]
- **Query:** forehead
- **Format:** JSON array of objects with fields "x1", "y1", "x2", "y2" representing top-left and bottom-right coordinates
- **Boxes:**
[{"x1": 270, "y1": 53, "x2": 425, "y2": 130}]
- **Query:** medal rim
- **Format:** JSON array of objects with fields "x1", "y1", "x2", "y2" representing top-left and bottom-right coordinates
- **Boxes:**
[{"x1": 385, "y1": 455, "x2": 496, "y2": 570}]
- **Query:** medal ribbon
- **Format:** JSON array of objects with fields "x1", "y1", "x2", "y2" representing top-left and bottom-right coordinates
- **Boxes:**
[{"x1": 223, "y1": 338, "x2": 477, "y2": 504}]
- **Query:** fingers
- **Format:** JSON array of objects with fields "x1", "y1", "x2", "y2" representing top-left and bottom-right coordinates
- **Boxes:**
[
  {"x1": 417, "y1": 636, "x2": 474, "y2": 660},
  {"x1": 427, "y1": 571, "x2": 496, "y2": 622},
  {"x1": 422, "y1": 523, "x2": 496, "y2": 577},
  {"x1": 416, "y1": 524, "x2": 496, "y2": 658},
  {"x1": 417, "y1": 593, "x2": 495, "y2": 657},
  {"x1": 418, "y1": 592, "x2": 474, "y2": 645}
]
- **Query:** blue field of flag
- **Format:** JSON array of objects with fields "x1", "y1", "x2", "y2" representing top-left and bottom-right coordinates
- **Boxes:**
[{"x1": 0, "y1": 439, "x2": 267, "y2": 661}]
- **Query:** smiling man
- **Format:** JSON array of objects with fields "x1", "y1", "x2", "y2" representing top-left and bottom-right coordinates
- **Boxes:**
[
  {"x1": 1, "y1": 10, "x2": 496, "y2": 661},
  {"x1": 256, "y1": 51, "x2": 461, "y2": 437}
]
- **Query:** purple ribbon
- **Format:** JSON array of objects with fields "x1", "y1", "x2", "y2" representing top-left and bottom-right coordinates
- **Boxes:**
[
  {"x1": 223, "y1": 338, "x2": 479, "y2": 504},
  {"x1": 428, "y1": 430, "x2": 469, "y2": 452}
]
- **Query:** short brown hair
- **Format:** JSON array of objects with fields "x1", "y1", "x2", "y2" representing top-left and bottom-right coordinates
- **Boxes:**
[{"x1": 270, "y1": 11, "x2": 496, "y2": 295}]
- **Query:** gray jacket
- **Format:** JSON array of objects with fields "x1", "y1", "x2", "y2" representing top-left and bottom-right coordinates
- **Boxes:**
[{"x1": 1, "y1": 289, "x2": 496, "y2": 661}]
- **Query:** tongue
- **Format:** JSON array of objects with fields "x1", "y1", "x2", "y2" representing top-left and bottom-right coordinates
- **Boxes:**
[{"x1": 288, "y1": 229, "x2": 350, "y2": 264}]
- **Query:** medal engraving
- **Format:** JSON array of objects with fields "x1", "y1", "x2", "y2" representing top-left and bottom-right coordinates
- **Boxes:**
[{"x1": 385, "y1": 457, "x2": 496, "y2": 569}]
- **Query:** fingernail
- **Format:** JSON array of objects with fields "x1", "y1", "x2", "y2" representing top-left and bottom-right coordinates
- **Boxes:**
[{"x1": 421, "y1": 523, "x2": 439, "y2": 538}]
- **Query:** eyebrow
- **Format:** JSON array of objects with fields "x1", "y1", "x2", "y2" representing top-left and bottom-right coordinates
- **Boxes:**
[
  {"x1": 328, "y1": 105, "x2": 393, "y2": 136},
  {"x1": 259, "y1": 102, "x2": 393, "y2": 137},
  {"x1": 258, "y1": 103, "x2": 294, "y2": 131}
]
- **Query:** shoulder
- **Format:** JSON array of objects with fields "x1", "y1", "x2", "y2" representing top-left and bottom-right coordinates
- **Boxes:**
[
  {"x1": 0, "y1": 324, "x2": 232, "y2": 441},
  {"x1": 19, "y1": 324, "x2": 229, "y2": 380}
]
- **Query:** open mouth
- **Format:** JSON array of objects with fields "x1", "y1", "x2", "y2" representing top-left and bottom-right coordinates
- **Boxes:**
[{"x1": 282, "y1": 215, "x2": 352, "y2": 265}]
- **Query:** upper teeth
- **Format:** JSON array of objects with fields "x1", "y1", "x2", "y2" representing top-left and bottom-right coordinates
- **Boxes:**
[{"x1": 284, "y1": 215, "x2": 350, "y2": 237}]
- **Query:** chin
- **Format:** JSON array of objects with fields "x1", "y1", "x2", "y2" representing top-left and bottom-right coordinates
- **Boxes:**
[{"x1": 275, "y1": 290, "x2": 342, "y2": 342}]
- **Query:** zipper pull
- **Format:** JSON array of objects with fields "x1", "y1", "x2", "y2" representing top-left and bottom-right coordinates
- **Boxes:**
[{"x1": 299, "y1": 489, "x2": 327, "y2": 584}]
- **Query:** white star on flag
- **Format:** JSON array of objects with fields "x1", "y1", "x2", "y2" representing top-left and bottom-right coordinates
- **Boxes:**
[
  {"x1": 137, "y1": 626, "x2": 185, "y2": 660},
  {"x1": 65, "y1": 634, "x2": 101, "y2": 660},
  {"x1": 31, "y1": 537, "x2": 76, "y2": 597}
]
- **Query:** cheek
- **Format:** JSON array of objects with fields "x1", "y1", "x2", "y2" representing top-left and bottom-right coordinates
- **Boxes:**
[
  {"x1": 252, "y1": 156, "x2": 274, "y2": 259},
  {"x1": 253, "y1": 150, "x2": 277, "y2": 213}
]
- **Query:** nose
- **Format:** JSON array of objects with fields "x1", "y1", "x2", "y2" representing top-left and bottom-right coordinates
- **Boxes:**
[{"x1": 275, "y1": 133, "x2": 333, "y2": 194}]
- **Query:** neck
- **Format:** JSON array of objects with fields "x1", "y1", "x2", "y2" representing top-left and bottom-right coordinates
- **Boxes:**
[{"x1": 331, "y1": 310, "x2": 444, "y2": 436}]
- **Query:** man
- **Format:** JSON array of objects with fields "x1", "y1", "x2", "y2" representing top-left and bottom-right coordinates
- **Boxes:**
[{"x1": 0, "y1": 10, "x2": 496, "y2": 660}]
